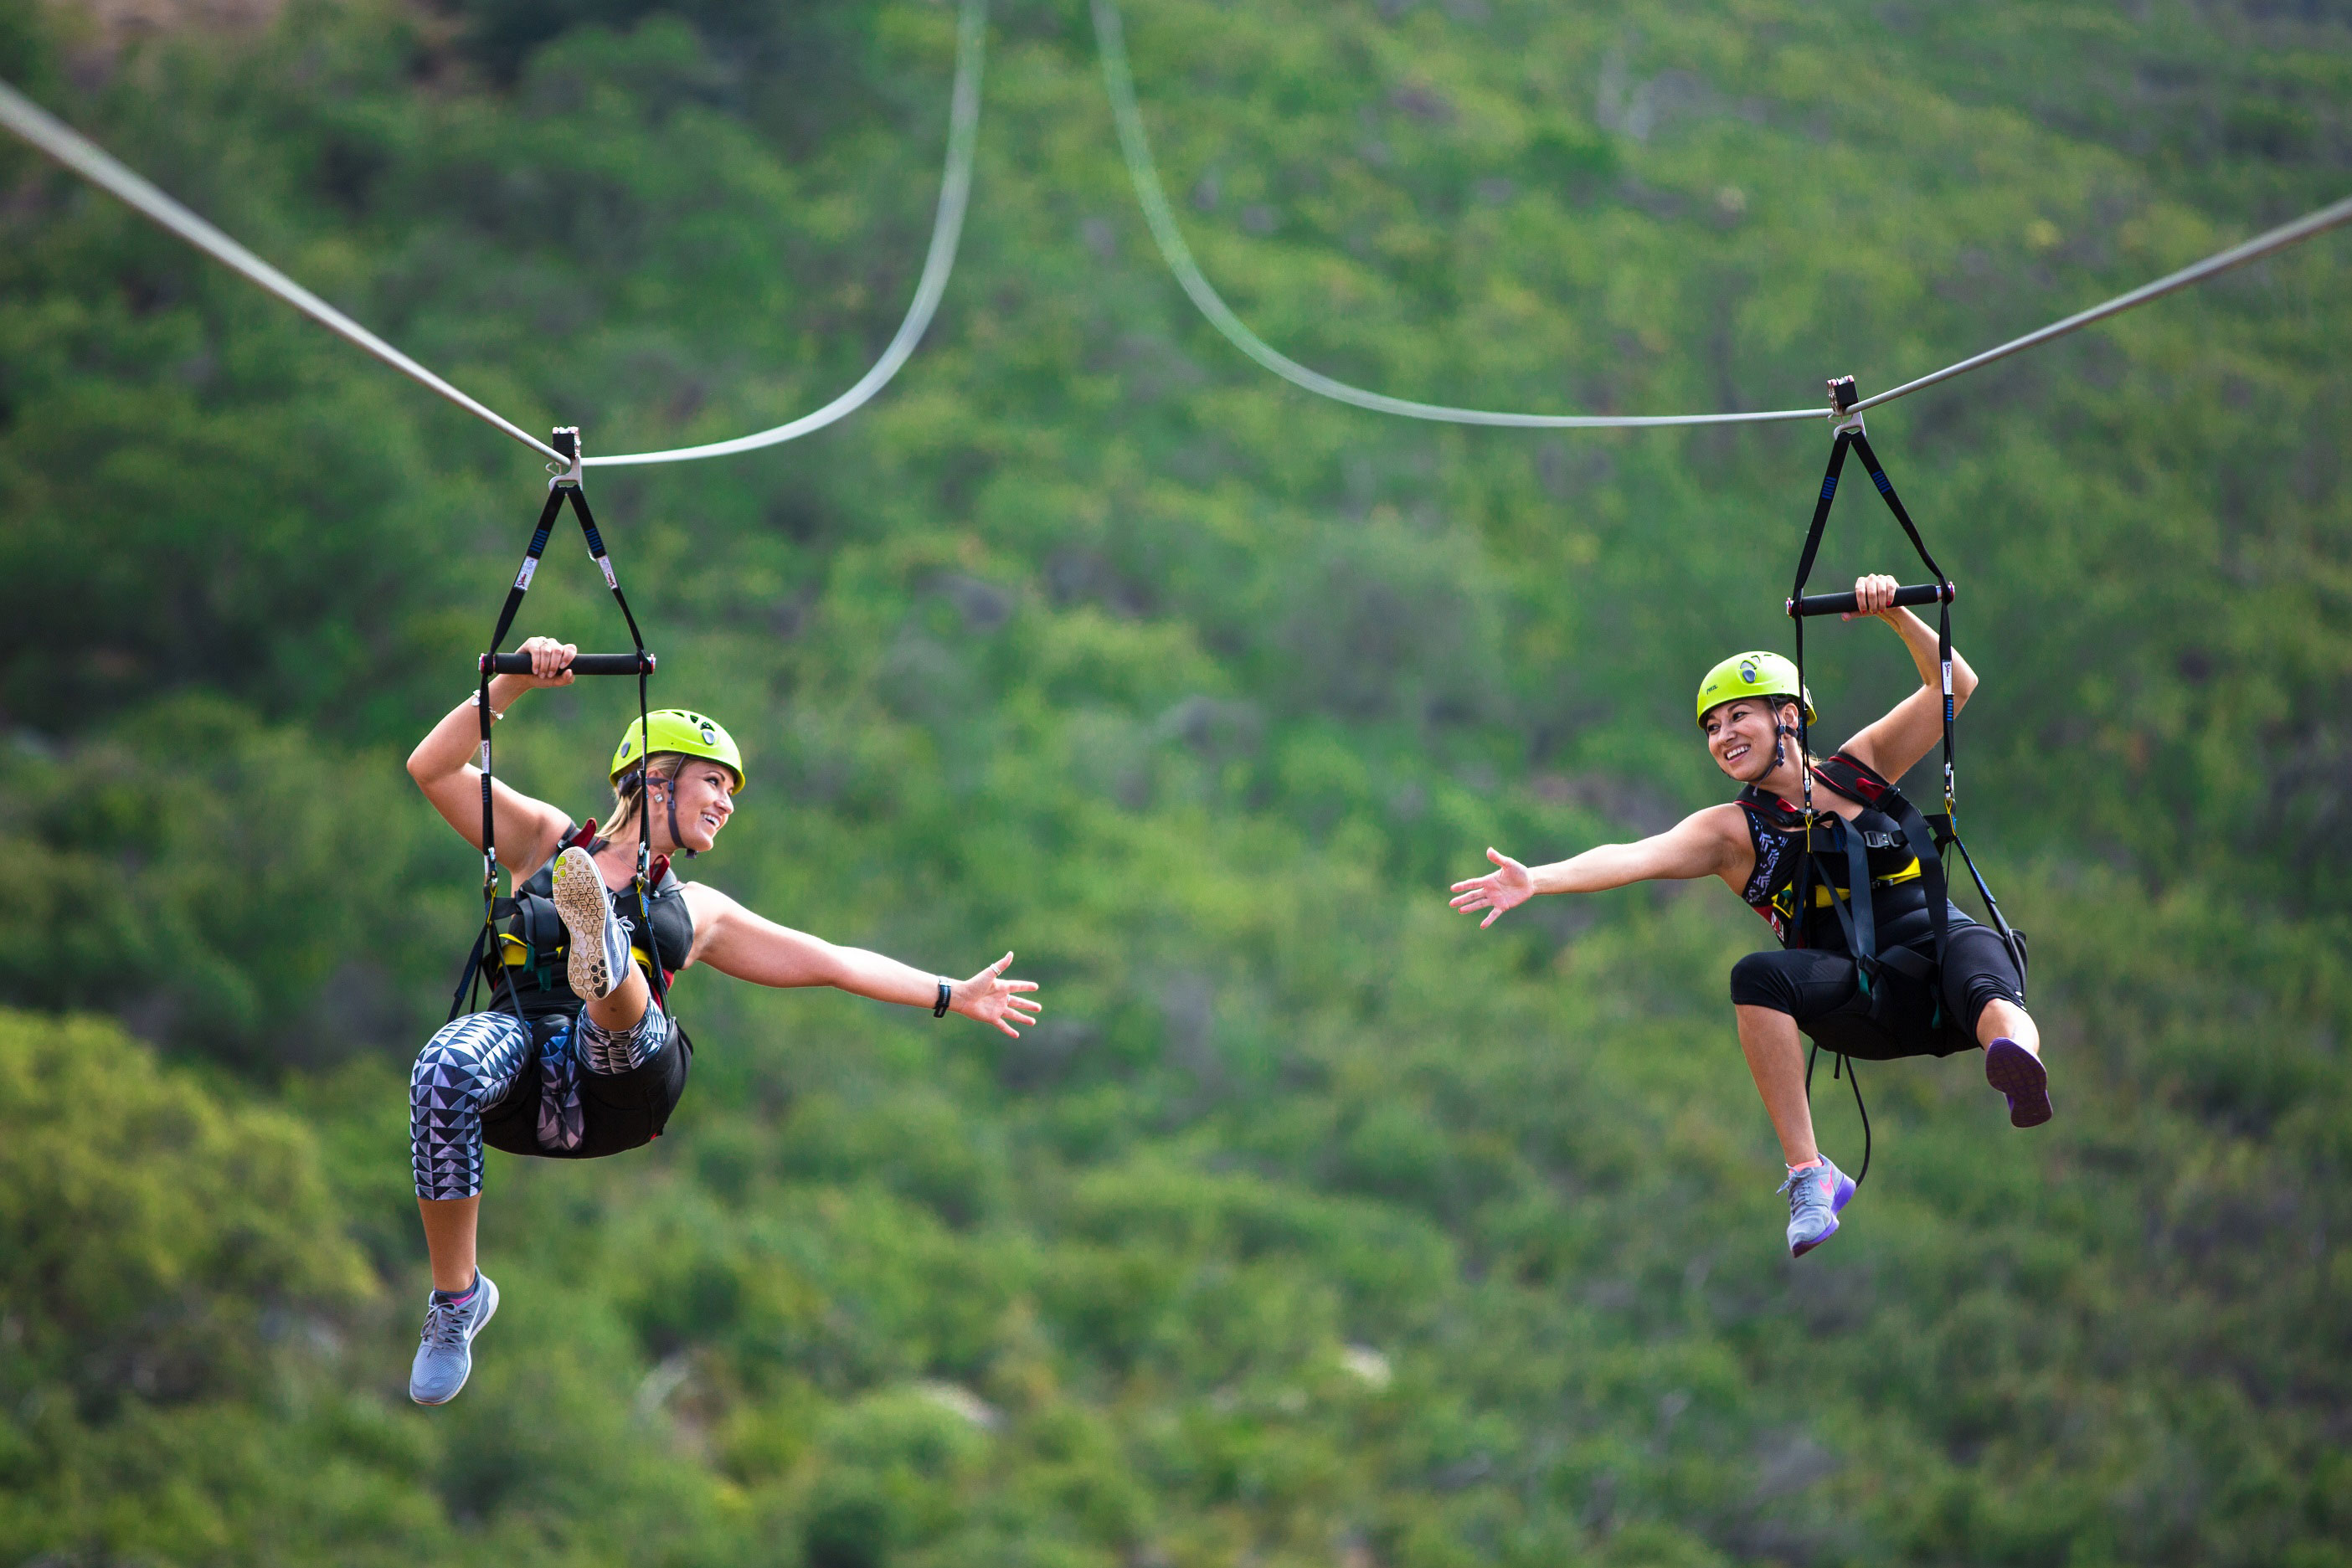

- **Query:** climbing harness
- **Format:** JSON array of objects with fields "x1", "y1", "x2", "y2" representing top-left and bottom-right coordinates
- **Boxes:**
[
  {"x1": 445, "y1": 427, "x2": 666, "y2": 1026},
  {"x1": 1780, "y1": 377, "x2": 2030, "y2": 1184}
]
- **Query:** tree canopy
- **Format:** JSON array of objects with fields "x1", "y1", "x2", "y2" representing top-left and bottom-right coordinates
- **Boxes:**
[{"x1": 1, "y1": 0, "x2": 2348, "y2": 1562}]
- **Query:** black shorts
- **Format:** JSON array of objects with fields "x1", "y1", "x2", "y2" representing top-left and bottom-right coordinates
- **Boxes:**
[{"x1": 1728, "y1": 923, "x2": 2025, "y2": 1061}]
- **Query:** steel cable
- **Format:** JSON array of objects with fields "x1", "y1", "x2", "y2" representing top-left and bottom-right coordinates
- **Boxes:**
[
  {"x1": 0, "y1": 0, "x2": 986, "y2": 469},
  {"x1": 5, "y1": 0, "x2": 2340, "y2": 457},
  {"x1": 1843, "y1": 194, "x2": 2352, "y2": 416},
  {"x1": 587, "y1": 0, "x2": 986, "y2": 465},
  {"x1": 0, "y1": 77, "x2": 567, "y2": 463},
  {"x1": 1093, "y1": 0, "x2": 2352, "y2": 429}
]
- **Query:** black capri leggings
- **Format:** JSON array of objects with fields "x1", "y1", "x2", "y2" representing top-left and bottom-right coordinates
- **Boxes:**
[{"x1": 1729, "y1": 923, "x2": 2025, "y2": 1047}]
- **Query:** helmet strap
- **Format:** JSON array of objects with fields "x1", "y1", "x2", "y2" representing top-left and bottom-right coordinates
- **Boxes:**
[
  {"x1": 1758, "y1": 703, "x2": 1805, "y2": 790},
  {"x1": 663, "y1": 776, "x2": 696, "y2": 859},
  {"x1": 643, "y1": 770, "x2": 698, "y2": 860}
]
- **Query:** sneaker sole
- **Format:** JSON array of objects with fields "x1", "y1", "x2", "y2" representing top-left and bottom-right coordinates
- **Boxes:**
[
  {"x1": 552, "y1": 848, "x2": 618, "y2": 1000},
  {"x1": 1788, "y1": 1168, "x2": 1857, "y2": 1259},
  {"x1": 1984, "y1": 1039, "x2": 2052, "y2": 1128},
  {"x1": 410, "y1": 1276, "x2": 500, "y2": 1406}
]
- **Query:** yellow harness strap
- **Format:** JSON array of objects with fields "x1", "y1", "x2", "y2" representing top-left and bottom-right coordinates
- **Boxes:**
[{"x1": 1812, "y1": 856, "x2": 1922, "y2": 907}]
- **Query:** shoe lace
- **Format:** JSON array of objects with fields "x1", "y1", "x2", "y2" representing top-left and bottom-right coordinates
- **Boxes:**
[
  {"x1": 421, "y1": 1298, "x2": 470, "y2": 1350},
  {"x1": 1778, "y1": 1166, "x2": 1827, "y2": 1210}
]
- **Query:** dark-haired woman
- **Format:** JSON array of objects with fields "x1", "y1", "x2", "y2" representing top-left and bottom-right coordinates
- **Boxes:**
[
  {"x1": 402, "y1": 635, "x2": 1041, "y2": 1403},
  {"x1": 1449, "y1": 576, "x2": 2046, "y2": 1258}
]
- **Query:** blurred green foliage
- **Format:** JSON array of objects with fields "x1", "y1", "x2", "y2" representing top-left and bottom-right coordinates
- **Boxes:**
[{"x1": 1, "y1": 0, "x2": 2349, "y2": 1562}]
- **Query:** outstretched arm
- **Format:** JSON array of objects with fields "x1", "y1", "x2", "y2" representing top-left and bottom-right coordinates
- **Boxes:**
[
  {"x1": 404, "y1": 635, "x2": 577, "y2": 877},
  {"x1": 687, "y1": 886, "x2": 1042, "y2": 1036},
  {"x1": 1835, "y1": 573, "x2": 1979, "y2": 783},
  {"x1": 1449, "y1": 805, "x2": 1746, "y2": 928}
]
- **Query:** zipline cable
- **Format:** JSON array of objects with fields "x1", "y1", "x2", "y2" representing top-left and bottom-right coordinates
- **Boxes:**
[
  {"x1": 1093, "y1": 0, "x2": 2352, "y2": 430},
  {"x1": 1843, "y1": 194, "x2": 2352, "y2": 416},
  {"x1": 0, "y1": 0, "x2": 986, "y2": 469},
  {"x1": 1089, "y1": 0, "x2": 1817, "y2": 429},
  {"x1": 0, "y1": 77, "x2": 564, "y2": 465},
  {"x1": 586, "y1": 0, "x2": 986, "y2": 466},
  {"x1": 8, "y1": 0, "x2": 2339, "y2": 454}
]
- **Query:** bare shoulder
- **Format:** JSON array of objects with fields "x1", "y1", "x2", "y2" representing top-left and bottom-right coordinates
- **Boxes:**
[
  {"x1": 1679, "y1": 801, "x2": 1752, "y2": 843},
  {"x1": 1834, "y1": 728, "x2": 1884, "y2": 777},
  {"x1": 675, "y1": 879, "x2": 741, "y2": 923},
  {"x1": 1680, "y1": 800, "x2": 1756, "y2": 887}
]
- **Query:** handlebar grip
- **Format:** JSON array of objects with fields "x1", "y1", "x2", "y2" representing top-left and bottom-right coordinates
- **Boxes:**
[
  {"x1": 480, "y1": 652, "x2": 654, "y2": 676},
  {"x1": 1786, "y1": 581, "x2": 1953, "y2": 619}
]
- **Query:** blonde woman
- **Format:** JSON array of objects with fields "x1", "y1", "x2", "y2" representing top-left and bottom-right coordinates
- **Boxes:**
[{"x1": 401, "y1": 635, "x2": 1041, "y2": 1403}]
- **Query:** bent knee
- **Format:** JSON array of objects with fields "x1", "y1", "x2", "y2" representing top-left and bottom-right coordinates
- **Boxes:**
[
  {"x1": 1729, "y1": 951, "x2": 1799, "y2": 1012},
  {"x1": 1963, "y1": 984, "x2": 2030, "y2": 1038},
  {"x1": 410, "y1": 1016, "x2": 521, "y2": 1098},
  {"x1": 411, "y1": 1029, "x2": 476, "y2": 1084}
]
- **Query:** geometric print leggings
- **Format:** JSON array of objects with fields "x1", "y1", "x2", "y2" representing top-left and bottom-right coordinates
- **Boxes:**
[{"x1": 409, "y1": 1001, "x2": 672, "y2": 1200}]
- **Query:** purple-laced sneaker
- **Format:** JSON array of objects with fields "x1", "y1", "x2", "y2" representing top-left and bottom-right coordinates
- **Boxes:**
[
  {"x1": 1984, "y1": 1037, "x2": 2051, "y2": 1128},
  {"x1": 1778, "y1": 1156, "x2": 1855, "y2": 1258}
]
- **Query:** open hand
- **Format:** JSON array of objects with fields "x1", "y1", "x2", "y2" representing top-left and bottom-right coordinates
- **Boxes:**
[
  {"x1": 1840, "y1": 573, "x2": 1902, "y2": 621},
  {"x1": 955, "y1": 952, "x2": 1042, "y2": 1037},
  {"x1": 1449, "y1": 848, "x2": 1534, "y2": 929}
]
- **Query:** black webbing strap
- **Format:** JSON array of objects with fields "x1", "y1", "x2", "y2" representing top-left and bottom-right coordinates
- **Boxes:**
[
  {"x1": 450, "y1": 483, "x2": 564, "y2": 1024},
  {"x1": 448, "y1": 427, "x2": 665, "y2": 1021},
  {"x1": 1846, "y1": 427, "x2": 1955, "y2": 831},
  {"x1": 1830, "y1": 815, "x2": 1878, "y2": 983},
  {"x1": 1804, "y1": 1042, "x2": 1872, "y2": 1187},
  {"x1": 1786, "y1": 429, "x2": 1852, "y2": 944},
  {"x1": 565, "y1": 473, "x2": 666, "y2": 1013},
  {"x1": 1835, "y1": 409, "x2": 2023, "y2": 979}
]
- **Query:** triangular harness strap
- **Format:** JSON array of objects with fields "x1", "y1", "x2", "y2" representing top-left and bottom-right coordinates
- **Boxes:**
[
  {"x1": 448, "y1": 429, "x2": 668, "y2": 1024},
  {"x1": 1786, "y1": 383, "x2": 2024, "y2": 987}
]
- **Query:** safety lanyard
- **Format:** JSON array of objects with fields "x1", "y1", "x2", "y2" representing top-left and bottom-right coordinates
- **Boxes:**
[
  {"x1": 1786, "y1": 379, "x2": 1958, "y2": 975},
  {"x1": 448, "y1": 428, "x2": 665, "y2": 1022},
  {"x1": 1788, "y1": 378, "x2": 2024, "y2": 976}
]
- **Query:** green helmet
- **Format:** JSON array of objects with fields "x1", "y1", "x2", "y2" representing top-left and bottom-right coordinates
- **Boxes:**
[
  {"x1": 1695, "y1": 652, "x2": 1815, "y2": 728},
  {"x1": 610, "y1": 709, "x2": 745, "y2": 792}
]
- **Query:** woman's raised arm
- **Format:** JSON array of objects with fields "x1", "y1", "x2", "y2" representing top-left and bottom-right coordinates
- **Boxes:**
[
  {"x1": 1835, "y1": 573, "x2": 1979, "y2": 783},
  {"x1": 1449, "y1": 805, "x2": 1747, "y2": 928},
  {"x1": 405, "y1": 635, "x2": 578, "y2": 877}
]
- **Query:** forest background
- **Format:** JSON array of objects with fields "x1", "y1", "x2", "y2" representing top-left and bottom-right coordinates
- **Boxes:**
[{"x1": 2, "y1": 0, "x2": 2349, "y2": 1562}]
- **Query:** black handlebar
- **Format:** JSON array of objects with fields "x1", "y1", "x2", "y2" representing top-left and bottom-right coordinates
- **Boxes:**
[
  {"x1": 1786, "y1": 581, "x2": 1953, "y2": 619},
  {"x1": 480, "y1": 652, "x2": 654, "y2": 676}
]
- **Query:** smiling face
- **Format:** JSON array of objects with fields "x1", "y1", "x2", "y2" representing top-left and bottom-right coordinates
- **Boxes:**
[
  {"x1": 1700, "y1": 697, "x2": 1801, "y2": 784},
  {"x1": 645, "y1": 756, "x2": 739, "y2": 855}
]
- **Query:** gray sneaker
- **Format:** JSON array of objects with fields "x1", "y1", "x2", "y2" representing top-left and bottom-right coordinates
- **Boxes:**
[
  {"x1": 409, "y1": 1272, "x2": 499, "y2": 1406},
  {"x1": 553, "y1": 846, "x2": 630, "y2": 1000},
  {"x1": 1778, "y1": 1157, "x2": 1855, "y2": 1258}
]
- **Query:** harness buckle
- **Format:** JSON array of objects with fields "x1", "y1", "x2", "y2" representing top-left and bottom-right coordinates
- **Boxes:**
[
  {"x1": 1826, "y1": 375, "x2": 1866, "y2": 437},
  {"x1": 548, "y1": 426, "x2": 584, "y2": 488}
]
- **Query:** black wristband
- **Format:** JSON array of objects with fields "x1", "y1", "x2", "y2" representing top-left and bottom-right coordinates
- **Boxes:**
[{"x1": 933, "y1": 980, "x2": 952, "y2": 1018}]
